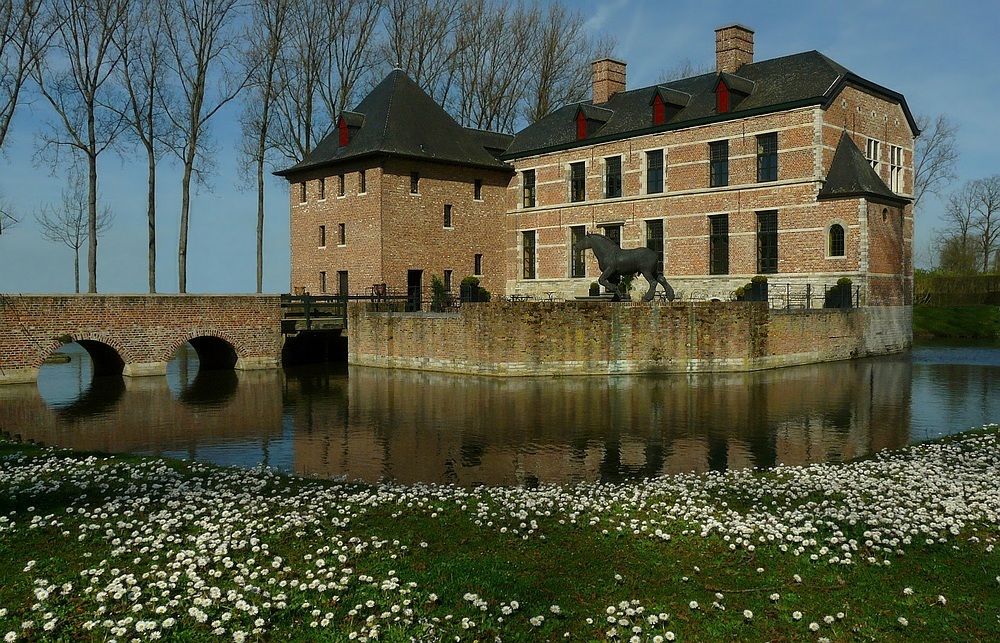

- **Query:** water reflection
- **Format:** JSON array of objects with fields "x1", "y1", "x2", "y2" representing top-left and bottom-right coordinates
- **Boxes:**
[
  {"x1": 283, "y1": 357, "x2": 912, "y2": 485},
  {"x1": 4, "y1": 342, "x2": 999, "y2": 487}
]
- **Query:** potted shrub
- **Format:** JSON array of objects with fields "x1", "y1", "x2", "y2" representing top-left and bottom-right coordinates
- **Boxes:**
[
  {"x1": 823, "y1": 278, "x2": 852, "y2": 308},
  {"x1": 749, "y1": 275, "x2": 768, "y2": 302},
  {"x1": 460, "y1": 276, "x2": 480, "y2": 303},
  {"x1": 589, "y1": 281, "x2": 600, "y2": 297},
  {"x1": 734, "y1": 285, "x2": 746, "y2": 301},
  {"x1": 430, "y1": 274, "x2": 448, "y2": 311}
]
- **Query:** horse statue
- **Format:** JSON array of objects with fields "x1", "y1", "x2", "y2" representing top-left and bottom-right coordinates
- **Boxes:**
[{"x1": 575, "y1": 233, "x2": 675, "y2": 302}]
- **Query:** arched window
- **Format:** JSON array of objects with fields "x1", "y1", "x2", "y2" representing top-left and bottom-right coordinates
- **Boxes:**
[{"x1": 829, "y1": 224, "x2": 845, "y2": 257}]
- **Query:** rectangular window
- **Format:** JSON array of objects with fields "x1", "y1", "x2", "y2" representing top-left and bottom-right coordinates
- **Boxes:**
[
  {"x1": 338, "y1": 174, "x2": 345, "y2": 197},
  {"x1": 866, "y1": 139, "x2": 880, "y2": 172},
  {"x1": 605, "y1": 156, "x2": 622, "y2": 198},
  {"x1": 410, "y1": 171, "x2": 419, "y2": 194},
  {"x1": 522, "y1": 231, "x2": 536, "y2": 279},
  {"x1": 570, "y1": 162, "x2": 585, "y2": 202},
  {"x1": 570, "y1": 225, "x2": 586, "y2": 278},
  {"x1": 443, "y1": 204, "x2": 452, "y2": 228},
  {"x1": 710, "y1": 140, "x2": 729, "y2": 187},
  {"x1": 338, "y1": 270, "x2": 348, "y2": 296},
  {"x1": 756, "y1": 133, "x2": 778, "y2": 182},
  {"x1": 299, "y1": 182, "x2": 306, "y2": 203},
  {"x1": 889, "y1": 145, "x2": 903, "y2": 192},
  {"x1": 359, "y1": 170, "x2": 366, "y2": 194},
  {"x1": 318, "y1": 177, "x2": 326, "y2": 200},
  {"x1": 709, "y1": 214, "x2": 729, "y2": 275},
  {"x1": 601, "y1": 223, "x2": 621, "y2": 246},
  {"x1": 646, "y1": 149, "x2": 664, "y2": 194},
  {"x1": 522, "y1": 169, "x2": 536, "y2": 208},
  {"x1": 444, "y1": 269, "x2": 452, "y2": 292},
  {"x1": 319, "y1": 225, "x2": 326, "y2": 247},
  {"x1": 338, "y1": 222, "x2": 346, "y2": 246},
  {"x1": 320, "y1": 271, "x2": 327, "y2": 293},
  {"x1": 757, "y1": 210, "x2": 778, "y2": 274},
  {"x1": 474, "y1": 178, "x2": 483, "y2": 200},
  {"x1": 646, "y1": 219, "x2": 664, "y2": 274},
  {"x1": 474, "y1": 253, "x2": 483, "y2": 276}
]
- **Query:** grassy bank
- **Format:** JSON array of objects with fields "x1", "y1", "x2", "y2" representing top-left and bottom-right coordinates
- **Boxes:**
[
  {"x1": 913, "y1": 304, "x2": 1000, "y2": 339},
  {"x1": 1, "y1": 429, "x2": 998, "y2": 642}
]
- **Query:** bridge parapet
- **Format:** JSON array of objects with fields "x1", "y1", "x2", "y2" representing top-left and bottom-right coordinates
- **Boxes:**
[{"x1": 0, "y1": 294, "x2": 284, "y2": 384}]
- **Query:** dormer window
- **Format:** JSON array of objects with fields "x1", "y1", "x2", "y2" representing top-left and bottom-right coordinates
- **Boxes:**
[
  {"x1": 337, "y1": 111, "x2": 364, "y2": 147},
  {"x1": 716, "y1": 80, "x2": 730, "y2": 114},
  {"x1": 649, "y1": 87, "x2": 689, "y2": 125},
  {"x1": 339, "y1": 117, "x2": 349, "y2": 146},
  {"x1": 714, "y1": 74, "x2": 753, "y2": 115},
  {"x1": 575, "y1": 104, "x2": 612, "y2": 141},
  {"x1": 652, "y1": 94, "x2": 665, "y2": 125}
]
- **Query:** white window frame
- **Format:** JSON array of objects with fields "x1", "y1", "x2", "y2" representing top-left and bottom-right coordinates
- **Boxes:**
[
  {"x1": 889, "y1": 145, "x2": 903, "y2": 192},
  {"x1": 866, "y1": 138, "x2": 881, "y2": 173}
]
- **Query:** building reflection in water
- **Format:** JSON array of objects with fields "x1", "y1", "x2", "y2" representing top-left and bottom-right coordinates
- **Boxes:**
[
  {"x1": 0, "y1": 343, "x2": 923, "y2": 486},
  {"x1": 284, "y1": 356, "x2": 913, "y2": 486}
]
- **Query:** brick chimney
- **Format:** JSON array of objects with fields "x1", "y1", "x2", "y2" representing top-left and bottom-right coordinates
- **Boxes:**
[
  {"x1": 592, "y1": 58, "x2": 626, "y2": 104},
  {"x1": 715, "y1": 24, "x2": 754, "y2": 74}
]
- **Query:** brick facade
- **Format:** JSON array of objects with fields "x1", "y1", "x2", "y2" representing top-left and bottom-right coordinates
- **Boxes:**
[
  {"x1": 506, "y1": 96, "x2": 914, "y2": 305},
  {"x1": 284, "y1": 27, "x2": 915, "y2": 314},
  {"x1": 289, "y1": 159, "x2": 512, "y2": 298},
  {"x1": 0, "y1": 295, "x2": 283, "y2": 384}
]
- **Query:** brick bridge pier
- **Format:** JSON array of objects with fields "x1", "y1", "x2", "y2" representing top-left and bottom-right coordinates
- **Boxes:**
[{"x1": 0, "y1": 294, "x2": 285, "y2": 385}]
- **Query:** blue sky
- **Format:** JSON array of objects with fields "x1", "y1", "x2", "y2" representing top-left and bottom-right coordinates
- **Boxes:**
[{"x1": 1, "y1": 0, "x2": 996, "y2": 294}]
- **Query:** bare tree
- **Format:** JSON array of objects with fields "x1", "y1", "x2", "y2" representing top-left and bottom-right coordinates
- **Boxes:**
[
  {"x1": 36, "y1": 168, "x2": 115, "y2": 293},
  {"x1": 241, "y1": 0, "x2": 292, "y2": 293},
  {"x1": 115, "y1": 0, "x2": 174, "y2": 293},
  {"x1": 657, "y1": 58, "x2": 712, "y2": 83},
  {"x1": 969, "y1": 176, "x2": 1000, "y2": 273},
  {"x1": 936, "y1": 181, "x2": 979, "y2": 273},
  {"x1": 0, "y1": 192, "x2": 19, "y2": 234},
  {"x1": 323, "y1": 0, "x2": 382, "y2": 116},
  {"x1": 161, "y1": 0, "x2": 248, "y2": 293},
  {"x1": 913, "y1": 113, "x2": 958, "y2": 209},
  {"x1": 379, "y1": 0, "x2": 463, "y2": 106},
  {"x1": 270, "y1": 0, "x2": 335, "y2": 162},
  {"x1": 0, "y1": 0, "x2": 45, "y2": 149},
  {"x1": 31, "y1": 0, "x2": 130, "y2": 294},
  {"x1": 453, "y1": 0, "x2": 535, "y2": 133},
  {"x1": 525, "y1": 2, "x2": 615, "y2": 123}
]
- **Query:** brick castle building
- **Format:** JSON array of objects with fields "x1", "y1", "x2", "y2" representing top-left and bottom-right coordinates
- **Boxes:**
[{"x1": 279, "y1": 24, "x2": 916, "y2": 310}]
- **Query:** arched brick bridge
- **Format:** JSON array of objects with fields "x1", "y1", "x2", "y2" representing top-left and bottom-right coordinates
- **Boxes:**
[{"x1": 0, "y1": 294, "x2": 286, "y2": 385}]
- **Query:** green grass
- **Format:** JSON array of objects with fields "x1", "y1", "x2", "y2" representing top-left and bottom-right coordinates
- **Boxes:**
[
  {"x1": 0, "y1": 431, "x2": 998, "y2": 642},
  {"x1": 913, "y1": 304, "x2": 1000, "y2": 339}
]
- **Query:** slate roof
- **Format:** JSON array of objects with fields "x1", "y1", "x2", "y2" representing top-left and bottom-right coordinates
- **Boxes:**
[
  {"x1": 819, "y1": 131, "x2": 909, "y2": 205},
  {"x1": 276, "y1": 70, "x2": 514, "y2": 177},
  {"x1": 503, "y1": 50, "x2": 918, "y2": 158}
]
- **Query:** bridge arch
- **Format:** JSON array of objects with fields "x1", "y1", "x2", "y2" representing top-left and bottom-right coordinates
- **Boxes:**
[
  {"x1": 41, "y1": 334, "x2": 133, "y2": 377},
  {"x1": 165, "y1": 330, "x2": 244, "y2": 371}
]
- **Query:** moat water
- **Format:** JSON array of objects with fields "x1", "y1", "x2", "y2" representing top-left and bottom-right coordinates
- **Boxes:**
[{"x1": 2, "y1": 341, "x2": 999, "y2": 487}]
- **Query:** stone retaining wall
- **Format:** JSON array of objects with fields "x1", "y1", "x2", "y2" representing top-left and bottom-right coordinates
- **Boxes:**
[{"x1": 348, "y1": 301, "x2": 911, "y2": 375}]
